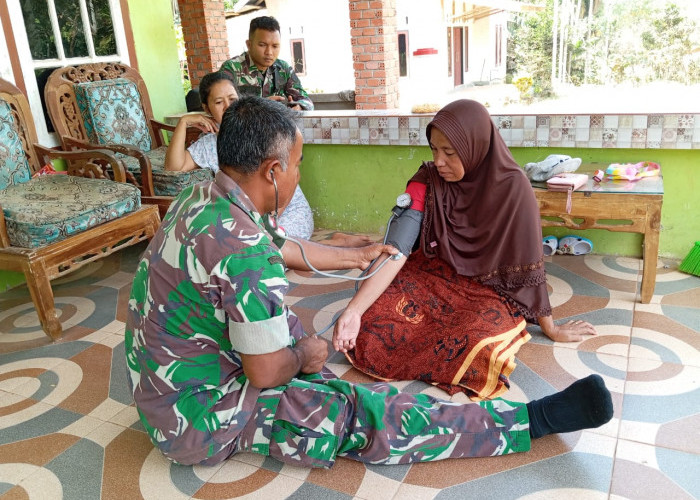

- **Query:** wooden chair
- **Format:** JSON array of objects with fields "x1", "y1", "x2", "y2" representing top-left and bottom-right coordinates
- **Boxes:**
[
  {"x1": 0, "y1": 77, "x2": 161, "y2": 340},
  {"x1": 44, "y1": 62, "x2": 211, "y2": 215}
]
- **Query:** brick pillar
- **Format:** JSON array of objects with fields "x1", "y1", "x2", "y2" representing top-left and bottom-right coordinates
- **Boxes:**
[
  {"x1": 349, "y1": 0, "x2": 399, "y2": 109},
  {"x1": 177, "y1": 0, "x2": 229, "y2": 88}
]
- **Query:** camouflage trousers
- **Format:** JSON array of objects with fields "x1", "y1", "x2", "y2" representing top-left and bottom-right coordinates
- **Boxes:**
[{"x1": 232, "y1": 372, "x2": 531, "y2": 468}]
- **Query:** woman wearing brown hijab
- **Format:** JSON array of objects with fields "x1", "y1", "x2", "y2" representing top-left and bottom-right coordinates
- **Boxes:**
[{"x1": 332, "y1": 100, "x2": 596, "y2": 400}]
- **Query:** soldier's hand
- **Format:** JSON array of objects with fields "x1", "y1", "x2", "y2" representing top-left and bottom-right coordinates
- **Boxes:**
[
  {"x1": 355, "y1": 243, "x2": 399, "y2": 270},
  {"x1": 295, "y1": 335, "x2": 329, "y2": 374}
]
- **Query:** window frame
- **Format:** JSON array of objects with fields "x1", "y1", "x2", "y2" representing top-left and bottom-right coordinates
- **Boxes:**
[
  {"x1": 289, "y1": 38, "x2": 306, "y2": 77},
  {"x1": 1, "y1": 0, "x2": 132, "y2": 145},
  {"x1": 495, "y1": 23, "x2": 503, "y2": 67},
  {"x1": 398, "y1": 30, "x2": 409, "y2": 78}
]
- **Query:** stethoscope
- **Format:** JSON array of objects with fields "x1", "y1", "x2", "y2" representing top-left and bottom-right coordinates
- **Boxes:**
[
  {"x1": 269, "y1": 172, "x2": 403, "y2": 281},
  {"x1": 269, "y1": 172, "x2": 405, "y2": 336}
]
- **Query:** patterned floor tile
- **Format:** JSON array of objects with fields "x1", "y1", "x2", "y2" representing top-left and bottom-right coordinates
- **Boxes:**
[
  {"x1": 611, "y1": 439, "x2": 700, "y2": 499},
  {"x1": 0, "y1": 239, "x2": 698, "y2": 499}
]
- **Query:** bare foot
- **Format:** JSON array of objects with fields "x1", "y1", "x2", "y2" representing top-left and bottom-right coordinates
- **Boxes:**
[{"x1": 326, "y1": 233, "x2": 375, "y2": 247}]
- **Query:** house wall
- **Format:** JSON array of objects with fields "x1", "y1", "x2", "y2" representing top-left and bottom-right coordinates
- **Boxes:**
[
  {"x1": 396, "y1": 0, "x2": 450, "y2": 103},
  {"x1": 467, "y1": 13, "x2": 500, "y2": 83},
  {"x1": 299, "y1": 144, "x2": 697, "y2": 260},
  {"x1": 225, "y1": 0, "x2": 355, "y2": 94},
  {"x1": 225, "y1": 1, "x2": 511, "y2": 105},
  {"x1": 127, "y1": 0, "x2": 187, "y2": 120}
]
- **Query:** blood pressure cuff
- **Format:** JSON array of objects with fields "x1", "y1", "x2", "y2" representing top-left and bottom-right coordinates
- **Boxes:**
[{"x1": 386, "y1": 208, "x2": 423, "y2": 257}]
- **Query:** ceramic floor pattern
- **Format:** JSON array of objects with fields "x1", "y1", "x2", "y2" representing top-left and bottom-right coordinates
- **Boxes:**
[{"x1": 0, "y1": 236, "x2": 699, "y2": 500}]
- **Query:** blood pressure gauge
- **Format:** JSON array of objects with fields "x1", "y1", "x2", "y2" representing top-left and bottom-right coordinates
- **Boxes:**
[{"x1": 396, "y1": 192, "x2": 412, "y2": 209}]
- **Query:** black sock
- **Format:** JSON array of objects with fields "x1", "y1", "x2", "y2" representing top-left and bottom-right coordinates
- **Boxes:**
[{"x1": 526, "y1": 374, "x2": 613, "y2": 439}]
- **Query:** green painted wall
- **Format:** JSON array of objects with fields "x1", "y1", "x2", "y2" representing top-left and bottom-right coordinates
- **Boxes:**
[
  {"x1": 300, "y1": 145, "x2": 699, "y2": 260},
  {"x1": 127, "y1": 0, "x2": 186, "y2": 121}
]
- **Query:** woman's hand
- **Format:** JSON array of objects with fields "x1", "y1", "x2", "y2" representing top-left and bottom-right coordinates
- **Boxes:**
[
  {"x1": 179, "y1": 113, "x2": 219, "y2": 134},
  {"x1": 539, "y1": 317, "x2": 597, "y2": 342},
  {"x1": 165, "y1": 113, "x2": 219, "y2": 172},
  {"x1": 333, "y1": 308, "x2": 362, "y2": 352}
]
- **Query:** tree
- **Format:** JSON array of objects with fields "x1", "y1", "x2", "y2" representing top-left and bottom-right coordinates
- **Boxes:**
[
  {"x1": 641, "y1": 4, "x2": 698, "y2": 84},
  {"x1": 508, "y1": 0, "x2": 700, "y2": 95}
]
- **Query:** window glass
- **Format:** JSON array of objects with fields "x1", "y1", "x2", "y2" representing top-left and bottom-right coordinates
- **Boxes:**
[
  {"x1": 20, "y1": 0, "x2": 58, "y2": 60},
  {"x1": 291, "y1": 40, "x2": 305, "y2": 75},
  {"x1": 88, "y1": 0, "x2": 117, "y2": 56},
  {"x1": 35, "y1": 67, "x2": 61, "y2": 133},
  {"x1": 55, "y1": 0, "x2": 89, "y2": 57},
  {"x1": 398, "y1": 32, "x2": 408, "y2": 77}
]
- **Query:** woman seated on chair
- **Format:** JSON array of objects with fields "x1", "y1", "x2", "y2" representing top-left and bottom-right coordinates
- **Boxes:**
[
  {"x1": 332, "y1": 99, "x2": 597, "y2": 400},
  {"x1": 165, "y1": 71, "x2": 368, "y2": 245}
]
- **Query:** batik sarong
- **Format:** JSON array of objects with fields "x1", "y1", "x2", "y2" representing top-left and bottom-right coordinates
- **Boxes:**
[{"x1": 348, "y1": 250, "x2": 531, "y2": 400}]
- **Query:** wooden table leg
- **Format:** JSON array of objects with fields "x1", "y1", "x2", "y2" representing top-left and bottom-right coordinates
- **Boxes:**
[{"x1": 640, "y1": 202, "x2": 662, "y2": 303}]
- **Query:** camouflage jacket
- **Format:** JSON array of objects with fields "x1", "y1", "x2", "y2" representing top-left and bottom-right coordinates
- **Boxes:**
[
  {"x1": 220, "y1": 51, "x2": 314, "y2": 110},
  {"x1": 124, "y1": 171, "x2": 304, "y2": 464}
]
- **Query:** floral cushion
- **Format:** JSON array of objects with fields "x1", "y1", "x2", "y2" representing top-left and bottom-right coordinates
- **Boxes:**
[
  {"x1": 118, "y1": 146, "x2": 214, "y2": 196},
  {"x1": 117, "y1": 145, "x2": 167, "y2": 173},
  {"x1": 75, "y1": 78, "x2": 152, "y2": 152},
  {"x1": 0, "y1": 175, "x2": 141, "y2": 248},
  {"x1": 0, "y1": 99, "x2": 32, "y2": 190}
]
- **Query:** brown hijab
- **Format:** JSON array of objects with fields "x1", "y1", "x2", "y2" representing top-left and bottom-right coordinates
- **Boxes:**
[{"x1": 411, "y1": 99, "x2": 551, "y2": 320}]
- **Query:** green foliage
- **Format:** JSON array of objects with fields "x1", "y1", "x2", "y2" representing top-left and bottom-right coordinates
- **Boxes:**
[
  {"x1": 640, "y1": 4, "x2": 698, "y2": 84},
  {"x1": 224, "y1": 0, "x2": 239, "y2": 10},
  {"x1": 508, "y1": 1, "x2": 556, "y2": 98},
  {"x1": 508, "y1": 0, "x2": 700, "y2": 91},
  {"x1": 20, "y1": 0, "x2": 116, "y2": 60},
  {"x1": 513, "y1": 76, "x2": 533, "y2": 97}
]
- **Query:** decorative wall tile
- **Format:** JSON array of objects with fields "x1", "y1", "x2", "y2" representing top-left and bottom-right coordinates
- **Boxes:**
[
  {"x1": 590, "y1": 115, "x2": 604, "y2": 128},
  {"x1": 678, "y1": 114, "x2": 694, "y2": 127},
  {"x1": 562, "y1": 115, "x2": 576, "y2": 128},
  {"x1": 575, "y1": 115, "x2": 590, "y2": 128},
  {"x1": 604, "y1": 115, "x2": 619, "y2": 128},
  {"x1": 299, "y1": 112, "x2": 696, "y2": 149},
  {"x1": 632, "y1": 115, "x2": 647, "y2": 128},
  {"x1": 646, "y1": 128, "x2": 662, "y2": 142},
  {"x1": 619, "y1": 115, "x2": 633, "y2": 127},
  {"x1": 617, "y1": 128, "x2": 633, "y2": 142},
  {"x1": 498, "y1": 116, "x2": 512, "y2": 129},
  {"x1": 648, "y1": 115, "x2": 663, "y2": 128},
  {"x1": 632, "y1": 129, "x2": 647, "y2": 141},
  {"x1": 662, "y1": 129, "x2": 677, "y2": 141}
]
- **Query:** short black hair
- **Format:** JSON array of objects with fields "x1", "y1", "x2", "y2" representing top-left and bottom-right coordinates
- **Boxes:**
[
  {"x1": 199, "y1": 71, "x2": 236, "y2": 106},
  {"x1": 217, "y1": 96, "x2": 299, "y2": 175},
  {"x1": 249, "y1": 16, "x2": 280, "y2": 39}
]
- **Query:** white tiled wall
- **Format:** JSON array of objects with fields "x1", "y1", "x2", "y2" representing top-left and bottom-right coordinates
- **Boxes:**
[{"x1": 300, "y1": 111, "x2": 700, "y2": 149}]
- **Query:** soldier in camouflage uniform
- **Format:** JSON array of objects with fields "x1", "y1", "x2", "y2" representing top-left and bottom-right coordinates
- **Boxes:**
[
  {"x1": 220, "y1": 16, "x2": 314, "y2": 111},
  {"x1": 125, "y1": 96, "x2": 613, "y2": 468}
]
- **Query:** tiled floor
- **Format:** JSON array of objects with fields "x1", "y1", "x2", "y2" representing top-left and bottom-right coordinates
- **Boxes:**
[{"x1": 1, "y1": 234, "x2": 699, "y2": 500}]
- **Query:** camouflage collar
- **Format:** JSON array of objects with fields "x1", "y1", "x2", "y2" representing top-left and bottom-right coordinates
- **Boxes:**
[
  {"x1": 214, "y1": 170, "x2": 264, "y2": 226},
  {"x1": 244, "y1": 51, "x2": 281, "y2": 75}
]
